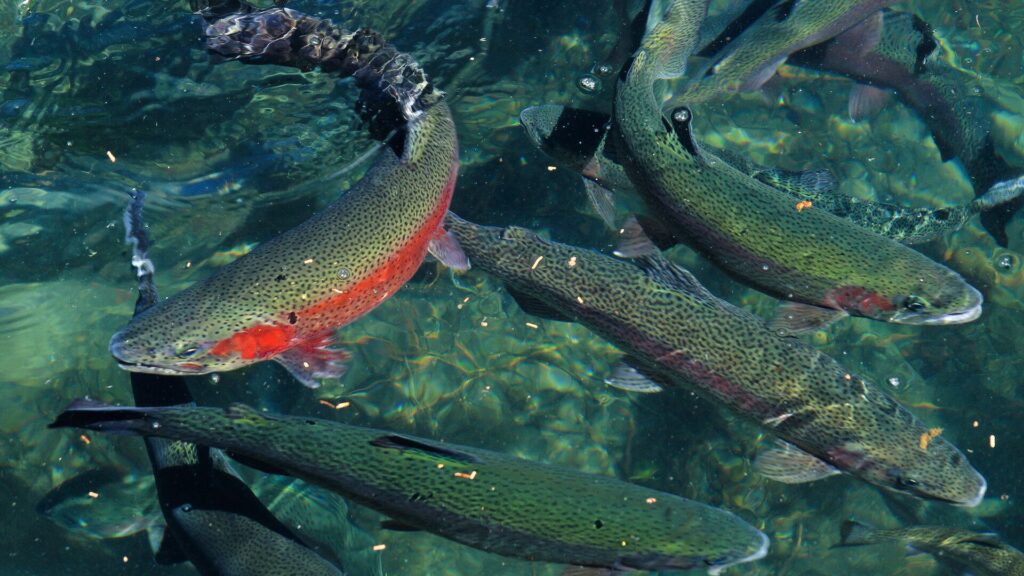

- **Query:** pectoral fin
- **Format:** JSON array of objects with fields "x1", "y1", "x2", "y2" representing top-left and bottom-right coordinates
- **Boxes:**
[
  {"x1": 273, "y1": 335, "x2": 350, "y2": 389},
  {"x1": 754, "y1": 441, "x2": 840, "y2": 484},
  {"x1": 740, "y1": 55, "x2": 787, "y2": 91},
  {"x1": 848, "y1": 83, "x2": 892, "y2": 122},
  {"x1": 769, "y1": 301, "x2": 847, "y2": 336},
  {"x1": 428, "y1": 227, "x2": 470, "y2": 271},
  {"x1": 153, "y1": 526, "x2": 188, "y2": 565},
  {"x1": 583, "y1": 178, "x2": 619, "y2": 230}
]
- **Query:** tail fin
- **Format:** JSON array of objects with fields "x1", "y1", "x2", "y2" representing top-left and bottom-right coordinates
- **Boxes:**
[
  {"x1": 48, "y1": 398, "x2": 161, "y2": 433},
  {"x1": 838, "y1": 520, "x2": 876, "y2": 547},
  {"x1": 640, "y1": 0, "x2": 708, "y2": 79},
  {"x1": 973, "y1": 175, "x2": 1024, "y2": 211}
]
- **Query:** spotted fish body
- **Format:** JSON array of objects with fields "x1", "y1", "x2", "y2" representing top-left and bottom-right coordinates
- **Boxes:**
[
  {"x1": 519, "y1": 104, "x2": 1024, "y2": 245},
  {"x1": 838, "y1": 522, "x2": 1024, "y2": 576},
  {"x1": 122, "y1": 177, "x2": 344, "y2": 575},
  {"x1": 612, "y1": 10, "x2": 983, "y2": 326},
  {"x1": 444, "y1": 215, "x2": 987, "y2": 506},
  {"x1": 110, "y1": 9, "x2": 465, "y2": 387},
  {"x1": 51, "y1": 402, "x2": 770, "y2": 575},
  {"x1": 680, "y1": 0, "x2": 895, "y2": 103}
]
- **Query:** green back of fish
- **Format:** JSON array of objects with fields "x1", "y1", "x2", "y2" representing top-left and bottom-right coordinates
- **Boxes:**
[
  {"x1": 134, "y1": 404, "x2": 765, "y2": 570},
  {"x1": 444, "y1": 216, "x2": 983, "y2": 505},
  {"x1": 170, "y1": 507, "x2": 343, "y2": 576},
  {"x1": 856, "y1": 526, "x2": 1024, "y2": 576},
  {"x1": 615, "y1": 37, "x2": 971, "y2": 316},
  {"x1": 121, "y1": 101, "x2": 458, "y2": 353}
]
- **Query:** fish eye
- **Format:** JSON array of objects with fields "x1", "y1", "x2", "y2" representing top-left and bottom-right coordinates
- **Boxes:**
[
  {"x1": 176, "y1": 345, "x2": 200, "y2": 359},
  {"x1": 903, "y1": 296, "x2": 927, "y2": 312},
  {"x1": 896, "y1": 475, "x2": 921, "y2": 489}
]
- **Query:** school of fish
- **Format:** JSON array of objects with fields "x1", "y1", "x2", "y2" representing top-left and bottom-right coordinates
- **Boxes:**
[{"x1": 41, "y1": 0, "x2": 1024, "y2": 574}]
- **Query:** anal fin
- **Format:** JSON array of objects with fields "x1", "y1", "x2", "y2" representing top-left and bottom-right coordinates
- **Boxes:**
[
  {"x1": 506, "y1": 284, "x2": 574, "y2": 322},
  {"x1": 428, "y1": 227, "x2": 470, "y2": 271},
  {"x1": 273, "y1": 334, "x2": 350, "y2": 389},
  {"x1": 754, "y1": 441, "x2": 839, "y2": 484},
  {"x1": 769, "y1": 301, "x2": 847, "y2": 336},
  {"x1": 605, "y1": 359, "x2": 664, "y2": 393}
]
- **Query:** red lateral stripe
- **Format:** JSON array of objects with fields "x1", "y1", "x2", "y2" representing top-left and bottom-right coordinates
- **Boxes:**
[{"x1": 210, "y1": 153, "x2": 460, "y2": 363}]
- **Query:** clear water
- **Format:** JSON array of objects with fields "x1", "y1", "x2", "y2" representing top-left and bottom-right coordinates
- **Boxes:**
[{"x1": 1, "y1": 0, "x2": 1023, "y2": 574}]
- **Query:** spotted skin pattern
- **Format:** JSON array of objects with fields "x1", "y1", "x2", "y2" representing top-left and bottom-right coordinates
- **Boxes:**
[
  {"x1": 170, "y1": 507, "x2": 343, "y2": 576},
  {"x1": 838, "y1": 524, "x2": 1024, "y2": 576},
  {"x1": 613, "y1": 30, "x2": 983, "y2": 325},
  {"x1": 110, "y1": 101, "x2": 459, "y2": 384},
  {"x1": 445, "y1": 215, "x2": 987, "y2": 506},
  {"x1": 53, "y1": 402, "x2": 769, "y2": 574}
]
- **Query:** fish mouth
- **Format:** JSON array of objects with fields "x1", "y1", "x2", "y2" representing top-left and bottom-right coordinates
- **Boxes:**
[
  {"x1": 902, "y1": 473, "x2": 987, "y2": 508},
  {"x1": 893, "y1": 286, "x2": 984, "y2": 326},
  {"x1": 113, "y1": 361, "x2": 206, "y2": 376}
]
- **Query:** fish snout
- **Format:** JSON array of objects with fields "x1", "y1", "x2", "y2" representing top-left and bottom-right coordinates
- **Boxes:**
[
  {"x1": 958, "y1": 470, "x2": 988, "y2": 508},
  {"x1": 108, "y1": 331, "x2": 134, "y2": 365}
]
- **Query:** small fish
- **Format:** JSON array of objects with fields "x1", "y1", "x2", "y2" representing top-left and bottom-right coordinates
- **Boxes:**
[
  {"x1": 680, "y1": 0, "x2": 896, "y2": 103},
  {"x1": 837, "y1": 521, "x2": 1024, "y2": 576},
  {"x1": 50, "y1": 400, "x2": 770, "y2": 575},
  {"x1": 444, "y1": 214, "x2": 986, "y2": 506},
  {"x1": 785, "y1": 9, "x2": 1024, "y2": 247},
  {"x1": 109, "y1": 8, "x2": 468, "y2": 388},
  {"x1": 519, "y1": 104, "x2": 1024, "y2": 245},
  {"x1": 611, "y1": 0, "x2": 983, "y2": 329},
  {"x1": 36, "y1": 470, "x2": 165, "y2": 552}
]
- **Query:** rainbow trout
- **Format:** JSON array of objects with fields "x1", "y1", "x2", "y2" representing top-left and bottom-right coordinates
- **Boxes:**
[
  {"x1": 109, "y1": 7, "x2": 467, "y2": 387},
  {"x1": 50, "y1": 401, "x2": 770, "y2": 575},
  {"x1": 444, "y1": 214, "x2": 987, "y2": 506},
  {"x1": 837, "y1": 521, "x2": 1024, "y2": 576},
  {"x1": 679, "y1": 0, "x2": 896, "y2": 103},
  {"x1": 612, "y1": 0, "x2": 983, "y2": 329},
  {"x1": 121, "y1": 170, "x2": 343, "y2": 575},
  {"x1": 519, "y1": 104, "x2": 1024, "y2": 245}
]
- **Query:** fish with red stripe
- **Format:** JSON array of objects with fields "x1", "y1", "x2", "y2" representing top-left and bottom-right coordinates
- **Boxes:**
[{"x1": 109, "y1": 7, "x2": 467, "y2": 387}]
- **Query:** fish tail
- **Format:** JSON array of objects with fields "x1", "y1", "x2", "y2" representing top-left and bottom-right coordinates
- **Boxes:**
[
  {"x1": 837, "y1": 520, "x2": 878, "y2": 547},
  {"x1": 973, "y1": 175, "x2": 1024, "y2": 212},
  {"x1": 640, "y1": 0, "x2": 708, "y2": 80},
  {"x1": 48, "y1": 398, "x2": 166, "y2": 434}
]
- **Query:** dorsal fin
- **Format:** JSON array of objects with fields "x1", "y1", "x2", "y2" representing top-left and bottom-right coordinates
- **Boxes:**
[{"x1": 370, "y1": 434, "x2": 482, "y2": 463}]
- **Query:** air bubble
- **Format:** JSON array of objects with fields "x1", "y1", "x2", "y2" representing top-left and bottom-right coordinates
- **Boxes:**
[
  {"x1": 337, "y1": 268, "x2": 350, "y2": 279},
  {"x1": 996, "y1": 253, "x2": 1017, "y2": 271},
  {"x1": 594, "y1": 63, "x2": 613, "y2": 77},
  {"x1": 210, "y1": 373, "x2": 221, "y2": 384},
  {"x1": 576, "y1": 74, "x2": 601, "y2": 94},
  {"x1": 672, "y1": 108, "x2": 691, "y2": 123}
]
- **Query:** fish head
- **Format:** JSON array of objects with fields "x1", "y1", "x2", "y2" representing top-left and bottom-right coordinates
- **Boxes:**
[
  {"x1": 828, "y1": 277, "x2": 983, "y2": 325},
  {"x1": 836, "y1": 432, "x2": 987, "y2": 507},
  {"x1": 109, "y1": 300, "x2": 259, "y2": 376},
  {"x1": 886, "y1": 280, "x2": 984, "y2": 326},
  {"x1": 519, "y1": 105, "x2": 610, "y2": 174}
]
